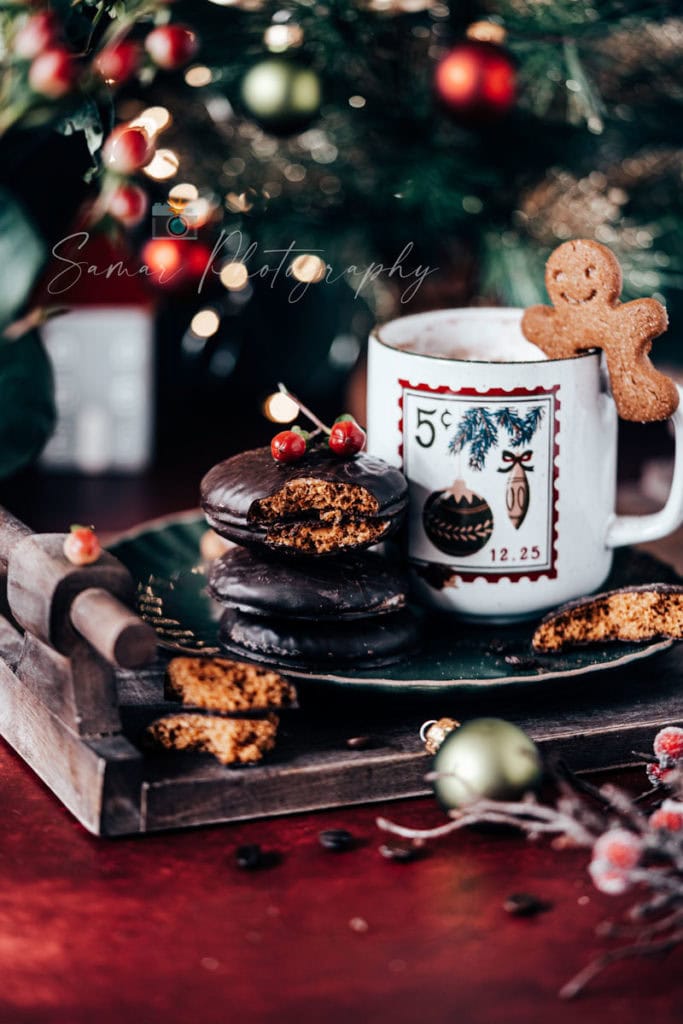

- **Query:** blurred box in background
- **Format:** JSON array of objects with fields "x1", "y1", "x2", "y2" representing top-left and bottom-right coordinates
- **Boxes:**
[{"x1": 40, "y1": 306, "x2": 154, "y2": 474}]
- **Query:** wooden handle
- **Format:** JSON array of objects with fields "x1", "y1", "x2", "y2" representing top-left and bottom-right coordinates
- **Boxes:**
[
  {"x1": 0, "y1": 507, "x2": 32, "y2": 567},
  {"x1": 70, "y1": 588, "x2": 157, "y2": 669}
]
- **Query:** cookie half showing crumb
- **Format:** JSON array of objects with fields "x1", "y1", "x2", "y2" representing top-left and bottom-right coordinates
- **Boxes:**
[
  {"x1": 532, "y1": 583, "x2": 683, "y2": 653},
  {"x1": 147, "y1": 712, "x2": 279, "y2": 765},
  {"x1": 166, "y1": 656, "x2": 297, "y2": 711},
  {"x1": 200, "y1": 444, "x2": 407, "y2": 556}
]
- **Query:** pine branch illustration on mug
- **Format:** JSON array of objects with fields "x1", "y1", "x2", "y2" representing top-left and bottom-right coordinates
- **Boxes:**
[{"x1": 448, "y1": 405, "x2": 545, "y2": 471}]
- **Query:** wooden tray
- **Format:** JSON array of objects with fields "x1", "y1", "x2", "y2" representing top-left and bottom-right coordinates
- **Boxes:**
[{"x1": 0, "y1": 511, "x2": 682, "y2": 837}]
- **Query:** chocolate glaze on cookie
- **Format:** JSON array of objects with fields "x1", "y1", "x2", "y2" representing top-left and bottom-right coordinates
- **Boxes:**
[
  {"x1": 208, "y1": 547, "x2": 409, "y2": 621},
  {"x1": 218, "y1": 606, "x2": 420, "y2": 671},
  {"x1": 201, "y1": 444, "x2": 408, "y2": 556}
]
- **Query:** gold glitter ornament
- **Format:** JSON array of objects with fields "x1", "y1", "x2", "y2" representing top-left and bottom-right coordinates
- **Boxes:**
[{"x1": 420, "y1": 717, "x2": 460, "y2": 755}]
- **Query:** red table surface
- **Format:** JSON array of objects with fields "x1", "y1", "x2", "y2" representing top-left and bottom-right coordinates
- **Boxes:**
[{"x1": 1, "y1": 741, "x2": 681, "y2": 1024}]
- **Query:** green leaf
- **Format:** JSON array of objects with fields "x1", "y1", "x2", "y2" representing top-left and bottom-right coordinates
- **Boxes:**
[
  {"x1": 0, "y1": 329, "x2": 56, "y2": 479},
  {"x1": 0, "y1": 189, "x2": 46, "y2": 334},
  {"x1": 57, "y1": 97, "x2": 106, "y2": 162}
]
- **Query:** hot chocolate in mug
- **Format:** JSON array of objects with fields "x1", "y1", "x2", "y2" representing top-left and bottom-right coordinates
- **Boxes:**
[{"x1": 366, "y1": 307, "x2": 683, "y2": 621}]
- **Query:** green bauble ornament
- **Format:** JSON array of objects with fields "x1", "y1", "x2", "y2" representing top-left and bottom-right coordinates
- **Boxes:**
[
  {"x1": 240, "y1": 57, "x2": 321, "y2": 136},
  {"x1": 432, "y1": 717, "x2": 542, "y2": 810}
]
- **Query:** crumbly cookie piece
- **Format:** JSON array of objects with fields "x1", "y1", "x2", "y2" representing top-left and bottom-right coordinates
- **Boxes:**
[
  {"x1": 532, "y1": 584, "x2": 683, "y2": 652},
  {"x1": 147, "y1": 713, "x2": 279, "y2": 765},
  {"x1": 522, "y1": 239, "x2": 678, "y2": 422},
  {"x1": 166, "y1": 656, "x2": 296, "y2": 712}
]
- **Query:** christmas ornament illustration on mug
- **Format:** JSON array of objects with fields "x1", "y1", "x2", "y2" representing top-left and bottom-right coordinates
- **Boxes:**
[
  {"x1": 498, "y1": 449, "x2": 533, "y2": 529},
  {"x1": 422, "y1": 403, "x2": 543, "y2": 556}
]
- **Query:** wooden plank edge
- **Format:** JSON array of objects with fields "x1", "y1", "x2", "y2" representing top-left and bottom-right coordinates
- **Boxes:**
[
  {"x1": 0, "y1": 658, "x2": 143, "y2": 836},
  {"x1": 137, "y1": 717, "x2": 683, "y2": 833}
]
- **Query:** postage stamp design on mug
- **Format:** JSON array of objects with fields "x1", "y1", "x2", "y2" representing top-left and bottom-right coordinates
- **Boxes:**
[{"x1": 399, "y1": 381, "x2": 560, "y2": 582}]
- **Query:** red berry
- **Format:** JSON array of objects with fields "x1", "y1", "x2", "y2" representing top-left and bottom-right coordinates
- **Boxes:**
[
  {"x1": 328, "y1": 418, "x2": 366, "y2": 457},
  {"x1": 653, "y1": 726, "x2": 683, "y2": 763},
  {"x1": 95, "y1": 40, "x2": 141, "y2": 85},
  {"x1": 103, "y1": 125, "x2": 154, "y2": 174},
  {"x1": 649, "y1": 800, "x2": 683, "y2": 832},
  {"x1": 271, "y1": 430, "x2": 307, "y2": 463},
  {"x1": 588, "y1": 860, "x2": 631, "y2": 896},
  {"x1": 29, "y1": 47, "x2": 76, "y2": 98},
  {"x1": 593, "y1": 829, "x2": 642, "y2": 870},
  {"x1": 107, "y1": 183, "x2": 148, "y2": 227},
  {"x1": 63, "y1": 525, "x2": 102, "y2": 566},
  {"x1": 15, "y1": 12, "x2": 58, "y2": 60},
  {"x1": 145, "y1": 25, "x2": 198, "y2": 70},
  {"x1": 647, "y1": 762, "x2": 666, "y2": 786}
]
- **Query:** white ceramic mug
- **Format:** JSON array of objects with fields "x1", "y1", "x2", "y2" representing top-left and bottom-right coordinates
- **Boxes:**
[{"x1": 367, "y1": 308, "x2": 683, "y2": 621}]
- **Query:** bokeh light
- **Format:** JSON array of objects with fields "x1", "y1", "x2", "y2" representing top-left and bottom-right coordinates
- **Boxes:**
[
  {"x1": 290, "y1": 254, "x2": 326, "y2": 283},
  {"x1": 143, "y1": 149, "x2": 180, "y2": 181},
  {"x1": 263, "y1": 391, "x2": 299, "y2": 423},
  {"x1": 191, "y1": 309, "x2": 221, "y2": 337},
  {"x1": 220, "y1": 262, "x2": 249, "y2": 290}
]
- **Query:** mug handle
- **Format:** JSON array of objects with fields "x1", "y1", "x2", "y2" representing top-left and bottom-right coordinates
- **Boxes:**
[{"x1": 606, "y1": 384, "x2": 683, "y2": 549}]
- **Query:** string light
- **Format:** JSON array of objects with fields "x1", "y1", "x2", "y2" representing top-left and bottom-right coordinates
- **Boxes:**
[
  {"x1": 130, "y1": 106, "x2": 172, "y2": 135},
  {"x1": 264, "y1": 24, "x2": 304, "y2": 52},
  {"x1": 290, "y1": 254, "x2": 326, "y2": 283},
  {"x1": 191, "y1": 310, "x2": 221, "y2": 337},
  {"x1": 466, "y1": 21, "x2": 507, "y2": 45},
  {"x1": 220, "y1": 262, "x2": 249, "y2": 290},
  {"x1": 225, "y1": 191, "x2": 254, "y2": 213},
  {"x1": 185, "y1": 65, "x2": 213, "y2": 87},
  {"x1": 168, "y1": 183, "x2": 199, "y2": 209},
  {"x1": 143, "y1": 149, "x2": 180, "y2": 181},
  {"x1": 348, "y1": 95, "x2": 366, "y2": 109},
  {"x1": 263, "y1": 391, "x2": 299, "y2": 423}
]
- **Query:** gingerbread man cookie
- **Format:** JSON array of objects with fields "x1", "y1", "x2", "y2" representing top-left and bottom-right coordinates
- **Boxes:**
[{"x1": 521, "y1": 239, "x2": 678, "y2": 422}]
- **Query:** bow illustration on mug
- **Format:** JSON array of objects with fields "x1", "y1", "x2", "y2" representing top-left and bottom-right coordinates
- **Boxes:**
[{"x1": 498, "y1": 450, "x2": 534, "y2": 529}]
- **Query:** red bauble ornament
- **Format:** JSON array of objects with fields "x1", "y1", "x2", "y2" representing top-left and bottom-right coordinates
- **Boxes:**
[
  {"x1": 95, "y1": 40, "x2": 141, "y2": 85},
  {"x1": 434, "y1": 41, "x2": 516, "y2": 121},
  {"x1": 144, "y1": 25, "x2": 198, "y2": 70},
  {"x1": 28, "y1": 47, "x2": 76, "y2": 98},
  {"x1": 183, "y1": 242, "x2": 213, "y2": 283},
  {"x1": 107, "y1": 183, "x2": 148, "y2": 227},
  {"x1": 140, "y1": 239, "x2": 213, "y2": 290},
  {"x1": 103, "y1": 125, "x2": 153, "y2": 174},
  {"x1": 15, "y1": 12, "x2": 58, "y2": 59}
]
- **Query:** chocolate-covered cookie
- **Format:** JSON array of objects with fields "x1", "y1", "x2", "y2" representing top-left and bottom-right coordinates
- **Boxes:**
[
  {"x1": 218, "y1": 606, "x2": 420, "y2": 671},
  {"x1": 201, "y1": 444, "x2": 408, "y2": 557},
  {"x1": 208, "y1": 547, "x2": 408, "y2": 621}
]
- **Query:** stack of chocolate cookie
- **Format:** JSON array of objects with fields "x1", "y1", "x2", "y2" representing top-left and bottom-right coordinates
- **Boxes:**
[{"x1": 200, "y1": 443, "x2": 419, "y2": 671}]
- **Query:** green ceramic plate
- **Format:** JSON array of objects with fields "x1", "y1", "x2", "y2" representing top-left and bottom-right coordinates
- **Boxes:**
[{"x1": 109, "y1": 511, "x2": 677, "y2": 694}]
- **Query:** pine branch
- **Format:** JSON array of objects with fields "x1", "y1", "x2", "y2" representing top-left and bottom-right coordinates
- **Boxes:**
[{"x1": 511, "y1": 406, "x2": 545, "y2": 447}]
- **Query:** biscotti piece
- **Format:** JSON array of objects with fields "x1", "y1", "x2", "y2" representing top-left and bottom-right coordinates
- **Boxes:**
[
  {"x1": 166, "y1": 656, "x2": 297, "y2": 712},
  {"x1": 532, "y1": 584, "x2": 683, "y2": 653},
  {"x1": 147, "y1": 713, "x2": 279, "y2": 765}
]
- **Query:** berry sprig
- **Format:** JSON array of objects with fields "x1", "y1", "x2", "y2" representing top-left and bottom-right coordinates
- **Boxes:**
[
  {"x1": 63, "y1": 524, "x2": 102, "y2": 566},
  {"x1": 270, "y1": 383, "x2": 366, "y2": 464},
  {"x1": 644, "y1": 725, "x2": 683, "y2": 789}
]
